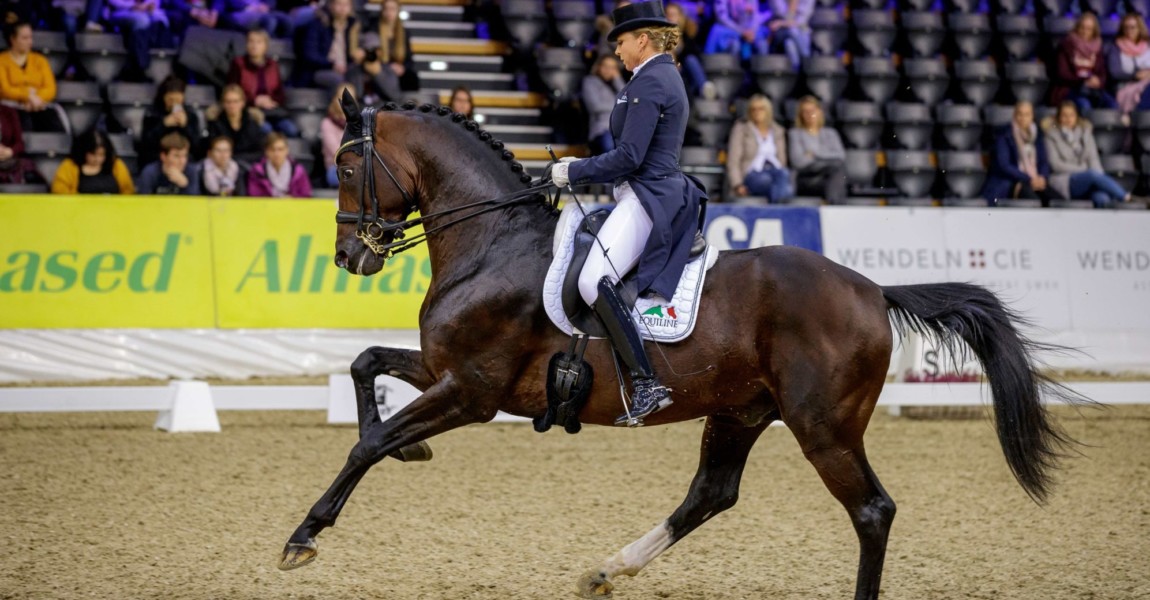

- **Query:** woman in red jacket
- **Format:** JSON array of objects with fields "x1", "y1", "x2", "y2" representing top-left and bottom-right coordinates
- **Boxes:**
[
  {"x1": 227, "y1": 27, "x2": 300, "y2": 137},
  {"x1": 1050, "y1": 13, "x2": 1117, "y2": 113}
]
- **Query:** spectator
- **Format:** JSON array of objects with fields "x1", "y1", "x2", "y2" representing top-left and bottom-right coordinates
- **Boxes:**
[
  {"x1": 49, "y1": 0, "x2": 105, "y2": 77},
  {"x1": 594, "y1": 0, "x2": 631, "y2": 58},
  {"x1": 1109, "y1": 13, "x2": 1150, "y2": 119},
  {"x1": 141, "y1": 75, "x2": 205, "y2": 166},
  {"x1": 227, "y1": 28, "x2": 299, "y2": 137},
  {"x1": 0, "y1": 22, "x2": 68, "y2": 133},
  {"x1": 1050, "y1": 13, "x2": 1116, "y2": 113},
  {"x1": 705, "y1": 0, "x2": 770, "y2": 59},
  {"x1": 165, "y1": 0, "x2": 221, "y2": 45},
  {"x1": 729, "y1": 94, "x2": 792, "y2": 202},
  {"x1": 136, "y1": 131, "x2": 202, "y2": 195},
  {"x1": 51, "y1": 128, "x2": 135, "y2": 194},
  {"x1": 665, "y1": 1, "x2": 710, "y2": 99},
  {"x1": 248, "y1": 131, "x2": 311, "y2": 197},
  {"x1": 582, "y1": 55, "x2": 624, "y2": 155},
  {"x1": 206, "y1": 83, "x2": 267, "y2": 163},
  {"x1": 767, "y1": 0, "x2": 814, "y2": 72},
  {"x1": 1043, "y1": 101, "x2": 1135, "y2": 207},
  {"x1": 787, "y1": 95, "x2": 846, "y2": 204},
  {"x1": 107, "y1": 0, "x2": 170, "y2": 78},
  {"x1": 984, "y1": 101, "x2": 1062, "y2": 204},
  {"x1": 353, "y1": 0, "x2": 419, "y2": 103},
  {"x1": 321, "y1": 84, "x2": 351, "y2": 187},
  {"x1": 0, "y1": 103, "x2": 38, "y2": 184},
  {"x1": 220, "y1": 0, "x2": 291, "y2": 38},
  {"x1": 294, "y1": 0, "x2": 358, "y2": 91},
  {"x1": 201, "y1": 135, "x2": 243, "y2": 195},
  {"x1": 448, "y1": 85, "x2": 474, "y2": 119}
]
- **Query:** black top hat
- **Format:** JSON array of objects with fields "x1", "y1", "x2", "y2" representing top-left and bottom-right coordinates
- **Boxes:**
[{"x1": 607, "y1": 1, "x2": 675, "y2": 43}]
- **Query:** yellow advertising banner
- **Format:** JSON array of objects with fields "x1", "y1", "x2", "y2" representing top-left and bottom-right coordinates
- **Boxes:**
[
  {"x1": 209, "y1": 198, "x2": 428, "y2": 328},
  {"x1": 0, "y1": 196, "x2": 216, "y2": 328}
]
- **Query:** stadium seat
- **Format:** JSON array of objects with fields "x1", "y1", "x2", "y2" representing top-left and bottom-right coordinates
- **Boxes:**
[
  {"x1": 751, "y1": 55, "x2": 798, "y2": 104},
  {"x1": 886, "y1": 150, "x2": 937, "y2": 197},
  {"x1": 903, "y1": 58, "x2": 951, "y2": 105},
  {"x1": 853, "y1": 56, "x2": 899, "y2": 104},
  {"x1": 108, "y1": 133, "x2": 137, "y2": 174},
  {"x1": 34, "y1": 31, "x2": 68, "y2": 77},
  {"x1": 184, "y1": 85, "x2": 217, "y2": 111},
  {"x1": 939, "y1": 151, "x2": 986, "y2": 198},
  {"x1": 23, "y1": 132, "x2": 71, "y2": 184},
  {"x1": 287, "y1": 138, "x2": 315, "y2": 176},
  {"x1": 108, "y1": 83, "x2": 156, "y2": 138},
  {"x1": 982, "y1": 104, "x2": 1015, "y2": 129},
  {"x1": 702, "y1": 53, "x2": 745, "y2": 100},
  {"x1": 991, "y1": 0, "x2": 1028, "y2": 14},
  {"x1": 146, "y1": 48, "x2": 176, "y2": 84},
  {"x1": 837, "y1": 102, "x2": 884, "y2": 149},
  {"x1": 997, "y1": 15, "x2": 1040, "y2": 61},
  {"x1": 852, "y1": 9, "x2": 897, "y2": 57},
  {"x1": 886, "y1": 102, "x2": 934, "y2": 150},
  {"x1": 553, "y1": 1, "x2": 596, "y2": 47},
  {"x1": 844, "y1": 149, "x2": 887, "y2": 196},
  {"x1": 502, "y1": 0, "x2": 547, "y2": 47},
  {"x1": 1005, "y1": 62, "x2": 1049, "y2": 105},
  {"x1": 1035, "y1": 0, "x2": 1072, "y2": 16},
  {"x1": 680, "y1": 146, "x2": 719, "y2": 166},
  {"x1": 803, "y1": 56, "x2": 849, "y2": 107},
  {"x1": 955, "y1": 59, "x2": 1001, "y2": 106},
  {"x1": 944, "y1": 0, "x2": 981, "y2": 12},
  {"x1": 810, "y1": 8, "x2": 848, "y2": 56},
  {"x1": 76, "y1": 33, "x2": 128, "y2": 85},
  {"x1": 948, "y1": 13, "x2": 992, "y2": 60},
  {"x1": 0, "y1": 183, "x2": 48, "y2": 194},
  {"x1": 55, "y1": 81, "x2": 103, "y2": 136},
  {"x1": 936, "y1": 104, "x2": 983, "y2": 150},
  {"x1": 1102, "y1": 155, "x2": 1138, "y2": 191},
  {"x1": 266, "y1": 37, "x2": 296, "y2": 82},
  {"x1": 691, "y1": 99, "x2": 734, "y2": 147},
  {"x1": 901, "y1": 11, "x2": 945, "y2": 58},
  {"x1": 538, "y1": 48, "x2": 585, "y2": 99},
  {"x1": 285, "y1": 87, "x2": 329, "y2": 141},
  {"x1": 1088, "y1": 109, "x2": 1127, "y2": 156},
  {"x1": 1043, "y1": 15, "x2": 1075, "y2": 54}
]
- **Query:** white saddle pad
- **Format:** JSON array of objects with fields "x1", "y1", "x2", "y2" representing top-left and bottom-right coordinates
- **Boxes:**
[{"x1": 542, "y1": 204, "x2": 719, "y2": 343}]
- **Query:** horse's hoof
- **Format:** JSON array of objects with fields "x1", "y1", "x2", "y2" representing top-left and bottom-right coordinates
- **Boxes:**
[
  {"x1": 575, "y1": 570, "x2": 614, "y2": 598},
  {"x1": 278, "y1": 539, "x2": 318, "y2": 570},
  {"x1": 390, "y1": 440, "x2": 434, "y2": 462}
]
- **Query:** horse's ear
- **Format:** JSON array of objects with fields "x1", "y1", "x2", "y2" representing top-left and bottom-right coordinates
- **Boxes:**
[{"x1": 340, "y1": 89, "x2": 360, "y2": 123}]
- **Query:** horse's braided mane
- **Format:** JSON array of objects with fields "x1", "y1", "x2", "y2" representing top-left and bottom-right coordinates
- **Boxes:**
[{"x1": 380, "y1": 100, "x2": 535, "y2": 186}]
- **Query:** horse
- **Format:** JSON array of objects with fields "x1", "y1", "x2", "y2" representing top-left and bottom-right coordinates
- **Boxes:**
[{"x1": 278, "y1": 93, "x2": 1082, "y2": 600}]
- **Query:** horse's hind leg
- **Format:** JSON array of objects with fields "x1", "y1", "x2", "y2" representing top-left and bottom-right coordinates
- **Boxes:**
[
  {"x1": 350, "y1": 347, "x2": 434, "y2": 462},
  {"x1": 576, "y1": 415, "x2": 771, "y2": 598}
]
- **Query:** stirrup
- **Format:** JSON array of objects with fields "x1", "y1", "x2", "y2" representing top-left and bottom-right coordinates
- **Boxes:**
[{"x1": 614, "y1": 377, "x2": 672, "y2": 427}]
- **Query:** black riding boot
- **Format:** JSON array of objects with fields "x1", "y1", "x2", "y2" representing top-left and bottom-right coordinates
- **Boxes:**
[{"x1": 592, "y1": 276, "x2": 672, "y2": 426}]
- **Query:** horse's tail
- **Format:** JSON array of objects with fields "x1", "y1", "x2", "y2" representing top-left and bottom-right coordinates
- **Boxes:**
[{"x1": 881, "y1": 283, "x2": 1085, "y2": 504}]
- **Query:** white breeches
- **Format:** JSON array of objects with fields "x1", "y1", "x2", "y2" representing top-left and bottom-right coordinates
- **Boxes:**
[{"x1": 578, "y1": 182, "x2": 654, "y2": 306}]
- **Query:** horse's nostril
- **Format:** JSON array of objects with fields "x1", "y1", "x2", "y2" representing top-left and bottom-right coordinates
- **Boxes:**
[{"x1": 335, "y1": 250, "x2": 349, "y2": 269}]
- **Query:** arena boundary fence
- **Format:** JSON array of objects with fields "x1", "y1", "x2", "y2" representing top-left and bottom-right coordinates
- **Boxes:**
[{"x1": 0, "y1": 378, "x2": 1146, "y2": 432}]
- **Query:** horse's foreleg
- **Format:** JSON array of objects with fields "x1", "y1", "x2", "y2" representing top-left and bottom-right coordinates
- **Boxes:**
[
  {"x1": 350, "y1": 346, "x2": 435, "y2": 462},
  {"x1": 280, "y1": 372, "x2": 484, "y2": 571},
  {"x1": 576, "y1": 415, "x2": 770, "y2": 598}
]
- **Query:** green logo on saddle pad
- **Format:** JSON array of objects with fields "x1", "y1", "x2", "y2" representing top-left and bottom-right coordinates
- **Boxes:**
[{"x1": 640, "y1": 305, "x2": 678, "y2": 326}]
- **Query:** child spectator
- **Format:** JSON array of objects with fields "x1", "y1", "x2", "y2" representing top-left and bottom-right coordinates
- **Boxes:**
[
  {"x1": 1050, "y1": 13, "x2": 1116, "y2": 113},
  {"x1": 787, "y1": 95, "x2": 846, "y2": 204},
  {"x1": 248, "y1": 131, "x2": 311, "y2": 197},
  {"x1": 1109, "y1": 13, "x2": 1150, "y2": 119},
  {"x1": 201, "y1": 135, "x2": 243, "y2": 196},
  {"x1": 227, "y1": 28, "x2": 299, "y2": 137},
  {"x1": 51, "y1": 128, "x2": 135, "y2": 194},
  {"x1": 136, "y1": 131, "x2": 201, "y2": 195},
  {"x1": 729, "y1": 94, "x2": 792, "y2": 202},
  {"x1": 353, "y1": 0, "x2": 419, "y2": 102},
  {"x1": 206, "y1": 83, "x2": 267, "y2": 164},
  {"x1": 984, "y1": 101, "x2": 1062, "y2": 204},
  {"x1": 1043, "y1": 101, "x2": 1136, "y2": 207},
  {"x1": 141, "y1": 75, "x2": 205, "y2": 166},
  {"x1": 582, "y1": 55, "x2": 624, "y2": 155},
  {"x1": 0, "y1": 22, "x2": 68, "y2": 133}
]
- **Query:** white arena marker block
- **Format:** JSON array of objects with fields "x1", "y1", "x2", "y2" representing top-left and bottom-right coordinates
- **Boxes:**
[
  {"x1": 154, "y1": 381, "x2": 221, "y2": 433},
  {"x1": 327, "y1": 374, "x2": 424, "y2": 425}
]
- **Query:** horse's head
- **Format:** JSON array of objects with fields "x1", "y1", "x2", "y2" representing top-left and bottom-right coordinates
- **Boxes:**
[{"x1": 332, "y1": 90, "x2": 418, "y2": 276}]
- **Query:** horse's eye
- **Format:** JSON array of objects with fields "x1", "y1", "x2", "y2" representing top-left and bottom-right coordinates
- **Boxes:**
[{"x1": 341, "y1": 168, "x2": 354, "y2": 181}]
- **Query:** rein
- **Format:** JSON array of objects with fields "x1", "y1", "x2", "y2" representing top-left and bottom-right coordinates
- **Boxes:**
[{"x1": 334, "y1": 105, "x2": 556, "y2": 259}]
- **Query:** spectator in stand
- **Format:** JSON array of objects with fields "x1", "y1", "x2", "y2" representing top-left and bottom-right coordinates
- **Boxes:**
[
  {"x1": 768, "y1": 0, "x2": 814, "y2": 72},
  {"x1": 248, "y1": 131, "x2": 312, "y2": 197},
  {"x1": 705, "y1": 0, "x2": 770, "y2": 59},
  {"x1": 107, "y1": 0, "x2": 170, "y2": 78},
  {"x1": 1109, "y1": 13, "x2": 1150, "y2": 119},
  {"x1": 582, "y1": 55, "x2": 624, "y2": 155},
  {"x1": 0, "y1": 104, "x2": 38, "y2": 184},
  {"x1": 321, "y1": 84, "x2": 352, "y2": 187},
  {"x1": 165, "y1": 0, "x2": 221, "y2": 45},
  {"x1": 201, "y1": 135, "x2": 243, "y2": 195},
  {"x1": 984, "y1": 101, "x2": 1062, "y2": 205},
  {"x1": 353, "y1": 0, "x2": 419, "y2": 103},
  {"x1": 1050, "y1": 12, "x2": 1116, "y2": 113},
  {"x1": 295, "y1": 0, "x2": 358, "y2": 91},
  {"x1": 136, "y1": 131, "x2": 202, "y2": 195},
  {"x1": 664, "y1": 2, "x2": 710, "y2": 99},
  {"x1": 220, "y1": 0, "x2": 291, "y2": 38},
  {"x1": 141, "y1": 75, "x2": 205, "y2": 166},
  {"x1": 1043, "y1": 101, "x2": 1137, "y2": 207},
  {"x1": 0, "y1": 22, "x2": 68, "y2": 133},
  {"x1": 49, "y1": 0, "x2": 105, "y2": 77},
  {"x1": 728, "y1": 94, "x2": 792, "y2": 202},
  {"x1": 51, "y1": 128, "x2": 135, "y2": 194},
  {"x1": 228, "y1": 28, "x2": 299, "y2": 137},
  {"x1": 594, "y1": 0, "x2": 631, "y2": 58},
  {"x1": 206, "y1": 84, "x2": 267, "y2": 163},
  {"x1": 788, "y1": 95, "x2": 846, "y2": 204},
  {"x1": 448, "y1": 85, "x2": 474, "y2": 118}
]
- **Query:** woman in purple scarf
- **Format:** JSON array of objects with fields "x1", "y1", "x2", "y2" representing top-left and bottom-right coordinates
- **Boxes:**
[{"x1": 1050, "y1": 13, "x2": 1116, "y2": 113}]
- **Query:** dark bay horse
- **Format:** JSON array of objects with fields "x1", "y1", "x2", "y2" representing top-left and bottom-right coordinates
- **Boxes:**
[{"x1": 278, "y1": 95, "x2": 1081, "y2": 599}]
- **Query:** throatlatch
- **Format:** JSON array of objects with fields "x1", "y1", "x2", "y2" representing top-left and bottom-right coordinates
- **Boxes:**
[{"x1": 534, "y1": 334, "x2": 595, "y2": 434}]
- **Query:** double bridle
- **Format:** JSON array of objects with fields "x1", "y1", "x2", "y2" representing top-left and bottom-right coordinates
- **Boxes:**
[{"x1": 334, "y1": 105, "x2": 555, "y2": 260}]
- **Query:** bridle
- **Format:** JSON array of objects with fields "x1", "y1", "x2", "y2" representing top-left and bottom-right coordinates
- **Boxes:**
[{"x1": 334, "y1": 105, "x2": 555, "y2": 260}]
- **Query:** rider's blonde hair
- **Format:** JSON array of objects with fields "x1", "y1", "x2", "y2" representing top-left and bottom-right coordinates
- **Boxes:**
[{"x1": 631, "y1": 25, "x2": 681, "y2": 54}]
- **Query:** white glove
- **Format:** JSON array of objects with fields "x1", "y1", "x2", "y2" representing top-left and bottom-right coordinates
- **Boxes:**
[
  {"x1": 552, "y1": 162, "x2": 571, "y2": 187},
  {"x1": 559, "y1": 156, "x2": 578, "y2": 164}
]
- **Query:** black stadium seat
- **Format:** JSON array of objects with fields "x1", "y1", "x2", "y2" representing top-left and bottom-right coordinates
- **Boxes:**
[
  {"x1": 691, "y1": 99, "x2": 734, "y2": 147},
  {"x1": 936, "y1": 104, "x2": 983, "y2": 151},
  {"x1": 1088, "y1": 109, "x2": 1128, "y2": 156},
  {"x1": 939, "y1": 151, "x2": 986, "y2": 199},
  {"x1": 902, "y1": 11, "x2": 945, "y2": 58},
  {"x1": 503, "y1": 0, "x2": 547, "y2": 47},
  {"x1": 853, "y1": 56, "x2": 899, "y2": 104},
  {"x1": 285, "y1": 87, "x2": 330, "y2": 140},
  {"x1": 554, "y1": 1, "x2": 596, "y2": 47},
  {"x1": 703, "y1": 53, "x2": 745, "y2": 100},
  {"x1": 886, "y1": 102, "x2": 934, "y2": 150},
  {"x1": 955, "y1": 59, "x2": 1001, "y2": 106},
  {"x1": 76, "y1": 33, "x2": 128, "y2": 85},
  {"x1": 34, "y1": 31, "x2": 69, "y2": 77},
  {"x1": 1102, "y1": 155, "x2": 1138, "y2": 191},
  {"x1": 803, "y1": 56, "x2": 849, "y2": 107},
  {"x1": 887, "y1": 150, "x2": 937, "y2": 197},
  {"x1": 55, "y1": 81, "x2": 103, "y2": 136},
  {"x1": 852, "y1": 9, "x2": 897, "y2": 57},
  {"x1": 837, "y1": 101, "x2": 884, "y2": 149},
  {"x1": 903, "y1": 58, "x2": 951, "y2": 105},
  {"x1": 751, "y1": 55, "x2": 798, "y2": 104},
  {"x1": 997, "y1": 15, "x2": 1040, "y2": 61},
  {"x1": 23, "y1": 132, "x2": 71, "y2": 184},
  {"x1": 948, "y1": 13, "x2": 992, "y2": 60},
  {"x1": 108, "y1": 82, "x2": 156, "y2": 139},
  {"x1": 1006, "y1": 62, "x2": 1050, "y2": 105},
  {"x1": 810, "y1": 8, "x2": 848, "y2": 56}
]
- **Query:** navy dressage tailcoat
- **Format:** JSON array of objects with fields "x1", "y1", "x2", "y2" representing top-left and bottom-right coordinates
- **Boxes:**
[{"x1": 567, "y1": 53, "x2": 708, "y2": 301}]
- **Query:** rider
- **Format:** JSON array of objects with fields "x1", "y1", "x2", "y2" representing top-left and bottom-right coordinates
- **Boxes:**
[{"x1": 550, "y1": 0, "x2": 707, "y2": 426}]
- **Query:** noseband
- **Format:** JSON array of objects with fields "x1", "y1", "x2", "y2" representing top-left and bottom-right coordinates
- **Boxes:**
[{"x1": 334, "y1": 105, "x2": 556, "y2": 260}]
